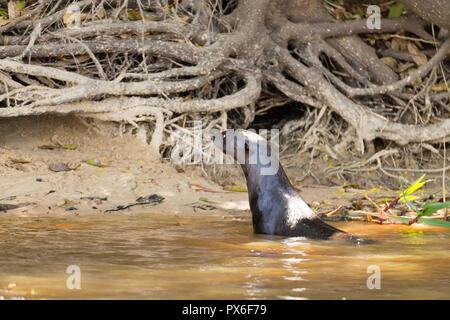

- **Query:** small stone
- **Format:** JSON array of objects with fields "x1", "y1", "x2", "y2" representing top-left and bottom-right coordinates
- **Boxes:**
[{"x1": 48, "y1": 163, "x2": 71, "y2": 172}]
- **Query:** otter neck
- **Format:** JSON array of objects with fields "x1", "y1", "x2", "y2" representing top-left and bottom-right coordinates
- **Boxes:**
[{"x1": 240, "y1": 161, "x2": 294, "y2": 207}]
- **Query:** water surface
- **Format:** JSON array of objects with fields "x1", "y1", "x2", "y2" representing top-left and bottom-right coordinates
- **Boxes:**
[{"x1": 0, "y1": 212, "x2": 448, "y2": 299}]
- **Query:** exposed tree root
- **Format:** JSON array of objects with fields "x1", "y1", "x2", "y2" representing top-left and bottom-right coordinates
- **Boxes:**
[{"x1": 0, "y1": 0, "x2": 448, "y2": 182}]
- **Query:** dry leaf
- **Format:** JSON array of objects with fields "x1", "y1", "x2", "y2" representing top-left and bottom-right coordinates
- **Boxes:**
[
  {"x1": 407, "y1": 42, "x2": 428, "y2": 66},
  {"x1": 95, "y1": 8, "x2": 105, "y2": 19},
  {"x1": 391, "y1": 38, "x2": 408, "y2": 52},
  {"x1": 11, "y1": 158, "x2": 30, "y2": 164},
  {"x1": 38, "y1": 144, "x2": 58, "y2": 150},
  {"x1": 407, "y1": 68, "x2": 422, "y2": 85},
  {"x1": 380, "y1": 57, "x2": 397, "y2": 70},
  {"x1": 431, "y1": 83, "x2": 449, "y2": 92},
  {"x1": 144, "y1": 14, "x2": 162, "y2": 21},
  {"x1": 63, "y1": 11, "x2": 87, "y2": 27},
  {"x1": 189, "y1": 183, "x2": 223, "y2": 193},
  {"x1": 395, "y1": 62, "x2": 414, "y2": 73},
  {"x1": 63, "y1": 11, "x2": 76, "y2": 26},
  {"x1": 0, "y1": 19, "x2": 12, "y2": 26},
  {"x1": 8, "y1": 1, "x2": 18, "y2": 19},
  {"x1": 15, "y1": 163, "x2": 28, "y2": 172},
  {"x1": 223, "y1": 185, "x2": 248, "y2": 192}
]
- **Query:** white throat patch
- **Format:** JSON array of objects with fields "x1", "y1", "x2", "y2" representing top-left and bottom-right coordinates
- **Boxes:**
[{"x1": 284, "y1": 193, "x2": 315, "y2": 227}]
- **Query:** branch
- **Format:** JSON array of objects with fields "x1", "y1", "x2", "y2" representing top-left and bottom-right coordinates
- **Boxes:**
[
  {"x1": 0, "y1": 71, "x2": 261, "y2": 116},
  {"x1": 345, "y1": 37, "x2": 450, "y2": 97},
  {"x1": 0, "y1": 39, "x2": 203, "y2": 64},
  {"x1": 276, "y1": 17, "x2": 432, "y2": 45},
  {"x1": 263, "y1": 71, "x2": 326, "y2": 109},
  {"x1": 0, "y1": 0, "x2": 51, "y2": 34},
  {"x1": 276, "y1": 45, "x2": 450, "y2": 145},
  {"x1": 0, "y1": 58, "x2": 91, "y2": 83},
  {"x1": 4, "y1": 0, "x2": 93, "y2": 32},
  {"x1": 33, "y1": 70, "x2": 227, "y2": 106},
  {"x1": 81, "y1": 106, "x2": 168, "y2": 155},
  {"x1": 0, "y1": 20, "x2": 202, "y2": 45}
]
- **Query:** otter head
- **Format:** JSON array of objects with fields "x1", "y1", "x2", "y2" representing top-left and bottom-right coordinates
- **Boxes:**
[{"x1": 211, "y1": 129, "x2": 279, "y2": 176}]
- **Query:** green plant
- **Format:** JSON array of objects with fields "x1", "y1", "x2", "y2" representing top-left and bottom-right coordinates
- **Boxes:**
[
  {"x1": 383, "y1": 174, "x2": 428, "y2": 212},
  {"x1": 403, "y1": 192, "x2": 450, "y2": 226},
  {"x1": 375, "y1": 174, "x2": 450, "y2": 228}
]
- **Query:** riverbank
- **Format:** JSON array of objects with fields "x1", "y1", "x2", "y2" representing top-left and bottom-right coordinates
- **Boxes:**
[
  {"x1": 0, "y1": 115, "x2": 444, "y2": 220},
  {"x1": 0, "y1": 116, "x2": 351, "y2": 218}
]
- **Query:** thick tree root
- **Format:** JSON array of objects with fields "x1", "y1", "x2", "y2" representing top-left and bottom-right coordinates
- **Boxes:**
[{"x1": 0, "y1": 0, "x2": 448, "y2": 178}]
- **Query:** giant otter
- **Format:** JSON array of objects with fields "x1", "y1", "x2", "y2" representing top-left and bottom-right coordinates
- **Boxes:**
[{"x1": 212, "y1": 129, "x2": 363, "y2": 241}]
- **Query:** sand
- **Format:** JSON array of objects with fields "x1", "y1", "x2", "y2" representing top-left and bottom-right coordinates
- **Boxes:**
[{"x1": 0, "y1": 115, "x2": 355, "y2": 218}]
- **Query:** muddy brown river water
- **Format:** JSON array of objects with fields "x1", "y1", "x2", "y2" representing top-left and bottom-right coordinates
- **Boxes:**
[{"x1": 0, "y1": 212, "x2": 449, "y2": 299}]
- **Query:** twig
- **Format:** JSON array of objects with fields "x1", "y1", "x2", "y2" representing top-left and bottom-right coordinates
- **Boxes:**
[
  {"x1": 363, "y1": 192, "x2": 381, "y2": 210},
  {"x1": 14, "y1": 23, "x2": 42, "y2": 61},
  {"x1": 0, "y1": 58, "x2": 91, "y2": 84},
  {"x1": 48, "y1": 31, "x2": 107, "y2": 80},
  {"x1": 383, "y1": 165, "x2": 450, "y2": 173},
  {"x1": 0, "y1": 0, "x2": 50, "y2": 34},
  {"x1": 346, "y1": 37, "x2": 450, "y2": 97}
]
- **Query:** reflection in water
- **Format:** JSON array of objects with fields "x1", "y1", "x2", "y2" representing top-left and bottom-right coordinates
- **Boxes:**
[{"x1": 0, "y1": 212, "x2": 449, "y2": 299}]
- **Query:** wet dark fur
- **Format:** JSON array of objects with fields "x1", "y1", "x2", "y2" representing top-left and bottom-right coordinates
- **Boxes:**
[{"x1": 216, "y1": 130, "x2": 368, "y2": 242}]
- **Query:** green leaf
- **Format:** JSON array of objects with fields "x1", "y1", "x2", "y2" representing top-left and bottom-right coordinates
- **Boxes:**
[
  {"x1": 17, "y1": 1, "x2": 26, "y2": 10},
  {"x1": 388, "y1": 2, "x2": 405, "y2": 18},
  {"x1": 417, "y1": 217, "x2": 450, "y2": 228},
  {"x1": 0, "y1": 8, "x2": 8, "y2": 18},
  {"x1": 421, "y1": 201, "x2": 450, "y2": 216},
  {"x1": 199, "y1": 197, "x2": 218, "y2": 204},
  {"x1": 403, "y1": 192, "x2": 420, "y2": 214},
  {"x1": 403, "y1": 174, "x2": 426, "y2": 196},
  {"x1": 85, "y1": 159, "x2": 106, "y2": 167},
  {"x1": 398, "y1": 195, "x2": 419, "y2": 203},
  {"x1": 61, "y1": 144, "x2": 77, "y2": 150},
  {"x1": 386, "y1": 216, "x2": 410, "y2": 225}
]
